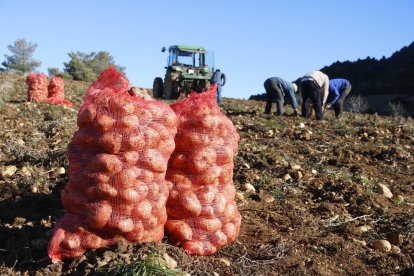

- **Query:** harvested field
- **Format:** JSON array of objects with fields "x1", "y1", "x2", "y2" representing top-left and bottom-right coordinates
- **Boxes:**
[{"x1": 0, "y1": 74, "x2": 413, "y2": 275}]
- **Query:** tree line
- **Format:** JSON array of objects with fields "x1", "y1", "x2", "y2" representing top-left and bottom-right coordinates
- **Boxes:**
[{"x1": 1, "y1": 38, "x2": 125, "y2": 81}]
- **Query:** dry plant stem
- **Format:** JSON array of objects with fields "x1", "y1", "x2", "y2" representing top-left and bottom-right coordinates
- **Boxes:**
[{"x1": 322, "y1": 214, "x2": 373, "y2": 227}]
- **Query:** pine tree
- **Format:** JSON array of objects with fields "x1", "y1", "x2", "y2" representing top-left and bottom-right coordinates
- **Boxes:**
[{"x1": 2, "y1": 38, "x2": 41, "y2": 74}]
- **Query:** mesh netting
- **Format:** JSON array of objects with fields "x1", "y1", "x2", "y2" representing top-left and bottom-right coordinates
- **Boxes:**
[
  {"x1": 46, "y1": 76, "x2": 73, "y2": 107},
  {"x1": 165, "y1": 85, "x2": 241, "y2": 255},
  {"x1": 26, "y1": 73, "x2": 48, "y2": 102},
  {"x1": 48, "y1": 67, "x2": 178, "y2": 262}
]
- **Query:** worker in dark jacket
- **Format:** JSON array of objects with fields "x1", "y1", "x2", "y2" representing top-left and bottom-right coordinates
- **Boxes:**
[
  {"x1": 210, "y1": 69, "x2": 226, "y2": 104},
  {"x1": 326, "y1": 79, "x2": 352, "y2": 118},
  {"x1": 264, "y1": 77, "x2": 299, "y2": 116}
]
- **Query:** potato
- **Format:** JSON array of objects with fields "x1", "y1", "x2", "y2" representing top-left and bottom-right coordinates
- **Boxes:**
[
  {"x1": 85, "y1": 183, "x2": 117, "y2": 199},
  {"x1": 120, "y1": 115, "x2": 139, "y2": 129},
  {"x1": 50, "y1": 228, "x2": 65, "y2": 248},
  {"x1": 212, "y1": 193, "x2": 226, "y2": 214},
  {"x1": 136, "y1": 168, "x2": 154, "y2": 182},
  {"x1": 183, "y1": 132, "x2": 210, "y2": 148},
  {"x1": 145, "y1": 104, "x2": 164, "y2": 119},
  {"x1": 136, "y1": 184, "x2": 149, "y2": 198},
  {"x1": 216, "y1": 146, "x2": 233, "y2": 165},
  {"x1": 123, "y1": 151, "x2": 140, "y2": 165},
  {"x1": 83, "y1": 233, "x2": 103, "y2": 249},
  {"x1": 62, "y1": 234, "x2": 81, "y2": 250},
  {"x1": 95, "y1": 114, "x2": 115, "y2": 132},
  {"x1": 109, "y1": 216, "x2": 134, "y2": 233},
  {"x1": 223, "y1": 223, "x2": 237, "y2": 241},
  {"x1": 61, "y1": 190, "x2": 87, "y2": 213},
  {"x1": 196, "y1": 217, "x2": 222, "y2": 233},
  {"x1": 179, "y1": 190, "x2": 202, "y2": 217},
  {"x1": 134, "y1": 199, "x2": 152, "y2": 219},
  {"x1": 189, "y1": 147, "x2": 217, "y2": 173},
  {"x1": 209, "y1": 137, "x2": 225, "y2": 148},
  {"x1": 153, "y1": 207, "x2": 168, "y2": 225},
  {"x1": 158, "y1": 138, "x2": 176, "y2": 155},
  {"x1": 148, "y1": 123, "x2": 170, "y2": 140},
  {"x1": 118, "y1": 168, "x2": 139, "y2": 187},
  {"x1": 84, "y1": 201, "x2": 112, "y2": 229},
  {"x1": 211, "y1": 231, "x2": 228, "y2": 247},
  {"x1": 165, "y1": 220, "x2": 193, "y2": 241},
  {"x1": 141, "y1": 225, "x2": 164, "y2": 242},
  {"x1": 147, "y1": 184, "x2": 160, "y2": 199},
  {"x1": 197, "y1": 185, "x2": 218, "y2": 204},
  {"x1": 72, "y1": 129, "x2": 97, "y2": 146},
  {"x1": 223, "y1": 202, "x2": 237, "y2": 222},
  {"x1": 119, "y1": 188, "x2": 140, "y2": 202},
  {"x1": 99, "y1": 132, "x2": 122, "y2": 154},
  {"x1": 123, "y1": 221, "x2": 144, "y2": 242},
  {"x1": 220, "y1": 182, "x2": 236, "y2": 200},
  {"x1": 195, "y1": 166, "x2": 222, "y2": 186},
  {"x1": 163, "y1": 112, "x2": 177, "y2": 129},
  {"x1": 77, "y1": 105, "x2": 97, "y2": 126},
  {"x1": 114, "y1": 203, "x2": 133, "y2": 216},
  {"x1": 200, "y1": 115, "x2": 220, "y2": 130},
  {"x1": 136, "y1": 109, "x2": 153, "y2": 122},
  {"x1": 200, "y1": 205, "x2": 215, "y2": 218},
  {"x1": 94, "y1": 154, "x2": 123, "y2": 173},
  {"x1": 218, "y1": 166, "x2": 233, "y2": 184},
  {"x1": 126, "y1": 133, "x2": 145, "y2": 150},
  {"x1": 142, "y1": 149, "x2": 167, "y2": 173},
  {"x1": 142, "y1": 216, "x2": 158, "y2": 230},
  {"x1": 142, "y1": 126, "x2": 160, "y2": 147},
  {"x1": 109, "y1": 99, "x2": 135, "y2": 115},
  {"x1": 154, "y1": 193, "x2": 168, "y2": 211},
  {"x1": 183, "y1": 240, "x2": 204, "y2": 255},
  {"x1": 89, "y1": 172, "x2": 110, "y2": 184},
  {"x1": 167, "y1": 171, "x2": 192, "y2": 190},
  {"x1": 202, "y1": 241, "x2": 218, "y2": 255}
]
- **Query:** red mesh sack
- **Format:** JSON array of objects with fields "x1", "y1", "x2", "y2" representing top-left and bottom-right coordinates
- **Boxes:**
[
  {"x1": 48, "y1": 67, "x2": 178, "y2": 262},
  {"x1": 26, "y1": 73, "x2": 48, "y2": 102},
  {"x1": 46, "y1": 76, "x2": 73, "y2": 107},
  {"x1": 165, "y1": 85, "x2": 241, "y2": 255}
]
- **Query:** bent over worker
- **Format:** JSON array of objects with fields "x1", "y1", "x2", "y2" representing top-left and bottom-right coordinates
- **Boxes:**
[
  {"x1": 264, "y1": 77, "x2": 299, "y2": 116},
  {"x1": 326, "y1": 78, "x2": 352, "y2": 118},
  {"x1": 299, "y1": 70, "x2": 329, "y2": 120}
]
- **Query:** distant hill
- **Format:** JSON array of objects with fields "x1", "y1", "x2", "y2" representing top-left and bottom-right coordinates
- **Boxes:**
[
  {"x1": 249, "y1": 41, "x2": 414, "y2": 101},
  {"x1": 320, "y1": 41, "x2": 414, "y2": 96}
]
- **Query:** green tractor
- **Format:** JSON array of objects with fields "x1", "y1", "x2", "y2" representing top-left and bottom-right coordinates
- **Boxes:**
[{"x1": 153, "y1": 45, "x2": 215, "y2": 99}]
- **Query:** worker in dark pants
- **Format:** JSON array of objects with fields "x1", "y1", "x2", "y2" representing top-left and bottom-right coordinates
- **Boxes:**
[
  {"x1": 326, "y1": 79, "x2": 352, "y2": 118},
  {"x1": 264, "y1": 77, "x2": 299, "y2": 116},
  {"x1": 299, "y1": 71, "x2": 329, "y2": 121},
  {"x1": 210, "y1": 69, "x2": 226, "y2": 105}
]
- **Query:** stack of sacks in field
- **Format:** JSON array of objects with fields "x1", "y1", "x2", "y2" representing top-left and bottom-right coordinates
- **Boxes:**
[
  {"x1": 165, "y1": 85, "x2": 241, "y2": 255},
  {"x1": 26, "y1": 73, "x2": 48, "y2": 102},
  {"x1": 48, "y1": 67, "x2": 178, "y2": 262},
  {"x1": 46, "y1": 76, "x2": 73, "y2": 107}
]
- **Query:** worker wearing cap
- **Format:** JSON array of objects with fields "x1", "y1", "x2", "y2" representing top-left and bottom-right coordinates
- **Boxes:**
[
  {"x1": 264, "y1": 77, "x2": 299, "y2": 116},
  {"x1": 299, "y1": 70, "x2": 329, "y2": 120},
  {"x1": 325, "y1": 78, "x2": 352, "y2": 118}
]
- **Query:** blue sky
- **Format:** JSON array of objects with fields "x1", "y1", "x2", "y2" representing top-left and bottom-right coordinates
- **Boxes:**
[{"x1": 1, "y1": 0, "x2": 413, "y2": 99}]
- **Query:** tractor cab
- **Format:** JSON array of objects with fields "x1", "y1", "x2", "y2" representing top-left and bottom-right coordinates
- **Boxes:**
[{"x1": 153, "y1": 45, "x2": 215, "y2": 99}]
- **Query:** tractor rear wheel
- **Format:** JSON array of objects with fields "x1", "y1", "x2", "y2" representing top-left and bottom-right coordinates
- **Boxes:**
[{"x1": 152, "y1": 77, "x2": 163, "y2": 99}]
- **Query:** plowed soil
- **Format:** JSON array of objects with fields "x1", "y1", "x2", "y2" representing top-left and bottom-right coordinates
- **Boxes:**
[{"x1": 0, "y1": 74, "x2": 413, "y2": 275}]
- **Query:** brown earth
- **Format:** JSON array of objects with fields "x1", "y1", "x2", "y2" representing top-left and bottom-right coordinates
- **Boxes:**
[{"x1": 0, "y1": 74, "x2": 413, "y2": 275}]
